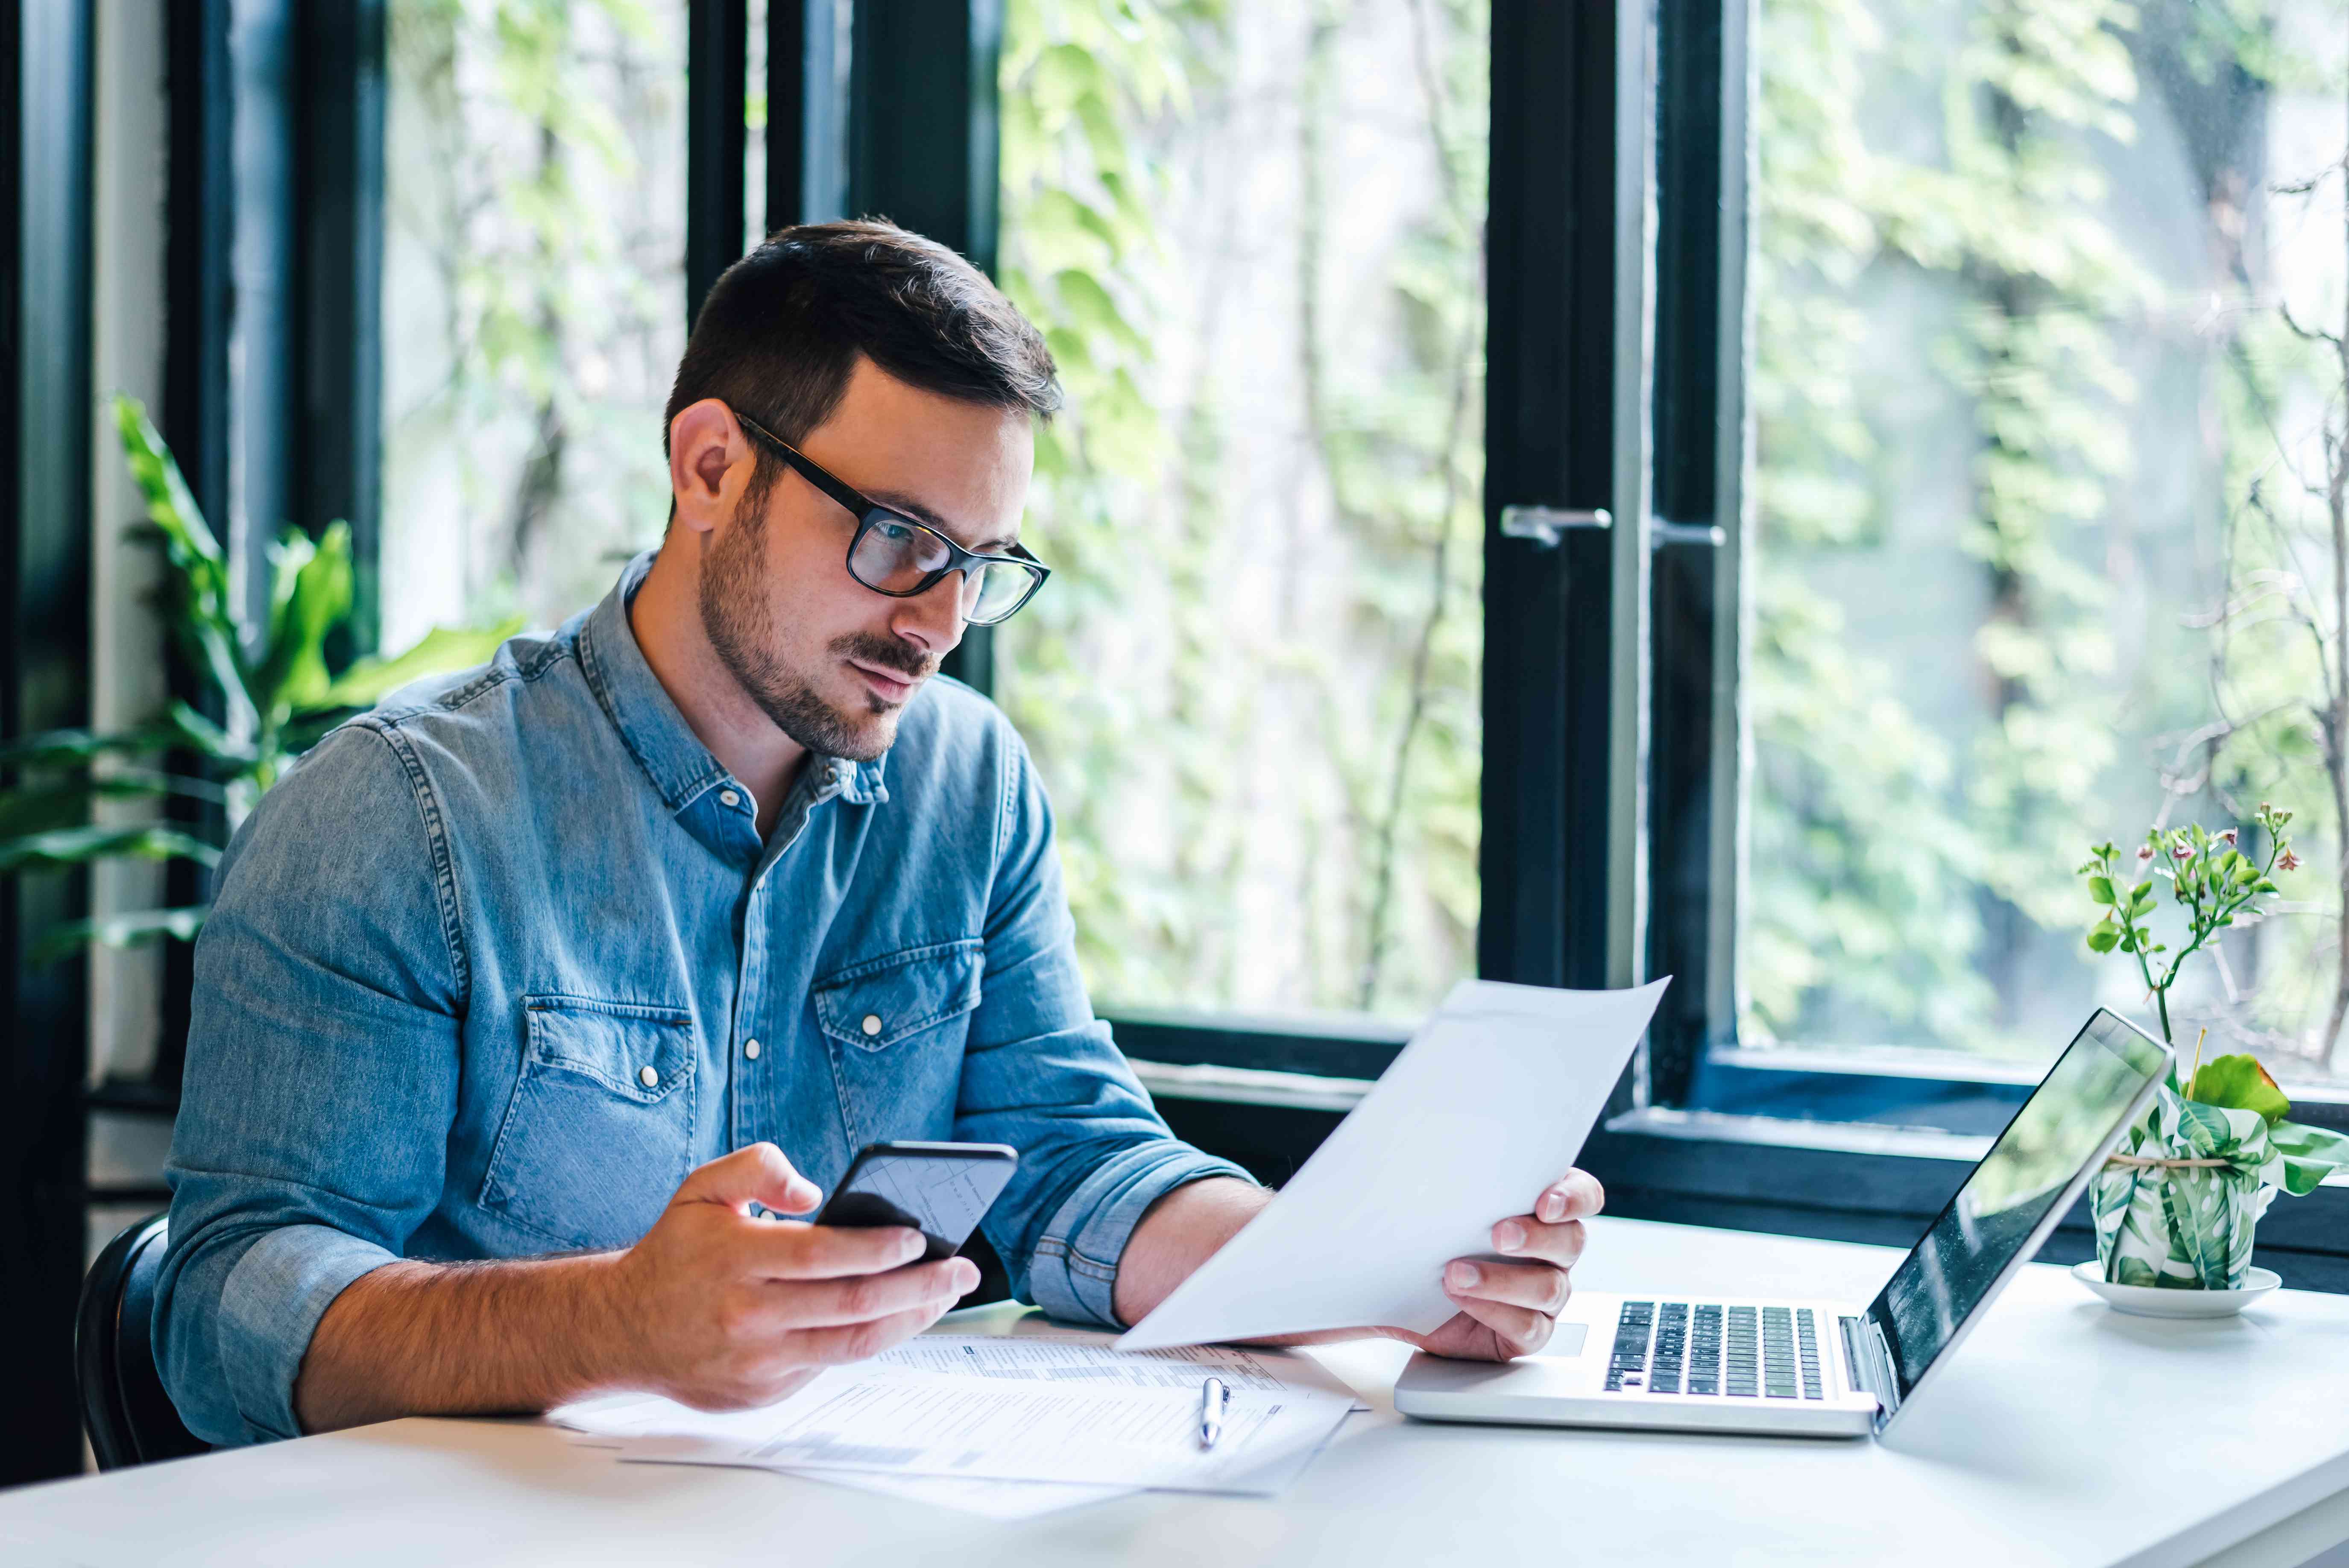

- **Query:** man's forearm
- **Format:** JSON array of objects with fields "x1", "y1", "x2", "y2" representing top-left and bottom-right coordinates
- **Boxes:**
[
  {"x1": 293, "y1": 1251, "x2": 634, "y2": 1435},
  {"x1": 1110, "y1": 1176, "x2": 1271, "y2": 1328}
]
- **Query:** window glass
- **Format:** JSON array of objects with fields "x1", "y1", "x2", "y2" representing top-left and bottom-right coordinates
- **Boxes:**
[
  {"x1": 380, "y1": 0, "x2": 687, "y2": 650},
  {"x1": 993, "y1": 0, "x2": 1489, "y2": 1020},
  {"x1": 1748, "y1": 0, "x2": 2348, "y2": 1083}
]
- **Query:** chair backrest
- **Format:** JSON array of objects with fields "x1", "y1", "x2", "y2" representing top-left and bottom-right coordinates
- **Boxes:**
[{"x1": 76, "y1": 1212, "x2": 208, "y2": 1470}]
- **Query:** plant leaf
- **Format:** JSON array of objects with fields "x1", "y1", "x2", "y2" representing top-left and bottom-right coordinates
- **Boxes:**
[
  {"x1": 2086, "y1": 920, "x2": 2120, "y2": 953},
  {"x1": 0, "y1": 724, "x2": 181, "y2": 770},
  {"x1": 2088, "y1": 875, "x2": 2115, "y2": 904},
  {"x1": 0, "y1": 770, "x2": 227, "y2": 835},
  {"x1": 166, "y1": 700, "x2": 261, "y2": 766},
  {"x1": 29, "y1": 904, "x2": 208, "y2": 962},
  {"x1": 0, "y1": 785, "x2": 94, "y2": 839},
  {"x1": 90, "y1": 768, "x2": 230, "y2": 806},
  {"x1": 0, "y1": 822, "x2": 221, "y2": 874},
  {"x1": 113, "y1": 395, "x2": 256, "y2": 733},
  {"x1": 315, "y1": 618, "x2": 522, "y2": 710},
  {"x1": 254, "y1": 522, "x2": 355, "y2": 717},
  {"x1": 2185, "y1": 1054, "x2": 2291, "y2": 1124},
  {"x1": 112, "y1": 395, "x2": 228, "y2": 596}
]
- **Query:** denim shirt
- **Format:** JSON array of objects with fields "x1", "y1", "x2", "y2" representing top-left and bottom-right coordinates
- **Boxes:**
[{"x1": 156, "y1": 551, "x2": 1251, "y2": 1446}]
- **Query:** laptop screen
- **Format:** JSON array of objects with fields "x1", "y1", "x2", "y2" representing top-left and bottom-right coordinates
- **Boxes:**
[{"x1": 1863, "y1": 1010, "x2": 2170, "y2": 1413}]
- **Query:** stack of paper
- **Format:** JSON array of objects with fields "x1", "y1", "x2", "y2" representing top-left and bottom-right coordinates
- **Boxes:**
[{"x1": 550, "y1": 1329, "x2": 1363, "y2": 1519}]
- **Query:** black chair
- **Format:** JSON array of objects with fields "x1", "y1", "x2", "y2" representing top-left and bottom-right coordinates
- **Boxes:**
[{"x1": 76, "y1": 1212, "x2": 209, "y2": 1470}]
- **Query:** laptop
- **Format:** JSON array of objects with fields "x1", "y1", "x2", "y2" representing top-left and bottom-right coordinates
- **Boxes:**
[{"x1": 1392, "y1": 1008, "x2": 2172, "y2": 1439}]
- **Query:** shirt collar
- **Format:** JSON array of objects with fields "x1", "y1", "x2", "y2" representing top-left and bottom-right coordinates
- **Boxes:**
[{"x1": 577, "y1": 550, "x2": 889, "y2": 816}]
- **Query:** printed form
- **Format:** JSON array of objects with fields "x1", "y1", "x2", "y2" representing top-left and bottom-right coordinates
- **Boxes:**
[
  {"x1": 550, "y1": 1327, "x2": 1364, "y2": 1513},
  {"x1": 621, "y1": 1370, "x2": 1353, "y2": 1495}
]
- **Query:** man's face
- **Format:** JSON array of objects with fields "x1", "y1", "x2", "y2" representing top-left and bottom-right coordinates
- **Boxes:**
[{"x1": 693, "y1": 358, "x2": 1034, "y2": 761}]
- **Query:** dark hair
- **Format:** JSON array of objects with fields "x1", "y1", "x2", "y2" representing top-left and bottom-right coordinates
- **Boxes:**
[{"x1": 662, "y1": 220, "x2": 1060, "y2": 508}]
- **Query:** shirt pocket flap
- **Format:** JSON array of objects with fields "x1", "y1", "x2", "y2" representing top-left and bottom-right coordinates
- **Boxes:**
[
  {"x1": 814, "y1": 939, "x2": 983, "y2": 1051},
  {"x1": 522, "y1": 995, "x2": 694, "y2": 1103}
]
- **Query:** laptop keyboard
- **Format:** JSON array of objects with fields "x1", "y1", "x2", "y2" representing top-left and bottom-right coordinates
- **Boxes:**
[{"x1": 1605, "y1": 1302, "x2": 1826, "y2": 1400}]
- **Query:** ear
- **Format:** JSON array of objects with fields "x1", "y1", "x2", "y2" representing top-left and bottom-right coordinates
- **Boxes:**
[{"x1": 668, "y1": 398, "x2": 751, "y2": 536}]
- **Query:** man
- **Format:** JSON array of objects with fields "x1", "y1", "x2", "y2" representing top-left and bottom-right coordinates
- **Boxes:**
[{"x1": 156, "y1": 221, "x2": 1602, "y2": 1445}]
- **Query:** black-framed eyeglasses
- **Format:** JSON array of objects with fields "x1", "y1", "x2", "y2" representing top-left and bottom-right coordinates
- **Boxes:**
[{"x1": 729, "y1": 406, "x2": 1052, "y2": 627}]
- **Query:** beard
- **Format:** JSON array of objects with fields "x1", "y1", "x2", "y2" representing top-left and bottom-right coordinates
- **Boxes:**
[{"x1": 697, "y1": 491, "x2": 934, "y2": 763}]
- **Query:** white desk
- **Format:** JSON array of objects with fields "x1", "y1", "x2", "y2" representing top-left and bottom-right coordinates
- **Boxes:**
[{"x1": 6, "y1": 1218, "x2": 2348, "y2": 1568}]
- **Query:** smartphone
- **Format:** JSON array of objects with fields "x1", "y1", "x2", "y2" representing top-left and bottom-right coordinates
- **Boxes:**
[{"x1": 812, "y1": 1140, "x2": 1019, "y2": 1262}]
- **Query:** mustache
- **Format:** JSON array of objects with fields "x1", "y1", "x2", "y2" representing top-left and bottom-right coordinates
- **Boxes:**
[{"x1": 833, "y1": 632, "x2": 935, "y2": 683}]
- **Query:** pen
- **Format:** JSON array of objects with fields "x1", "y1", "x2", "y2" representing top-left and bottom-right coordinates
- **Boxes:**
[{"x1": 1197, "y1": 1376, "x2": 1230, "y2": 1450}]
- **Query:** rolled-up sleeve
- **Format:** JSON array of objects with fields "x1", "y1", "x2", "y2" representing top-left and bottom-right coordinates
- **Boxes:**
[
  {"x1": 155, "y1": 724, "x2": 466, "y2": 1445},
  {"x1": 953, "y1": 731, "x2": 1254, "y2": 1328}
]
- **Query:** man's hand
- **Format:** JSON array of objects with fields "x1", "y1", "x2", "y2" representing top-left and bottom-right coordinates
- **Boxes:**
[
  {"x1": 1111, "y1": 1168, "x2": 1605, "y2": 1363},
  {"x1": 609, "y1": 1143, "x2": 980, "y2": 1410},
  {"x1": 294, "y1": 1142, "x2": 977, "y2": 1434},
  {"x1": 1398, "y1": 1169, "x2": 1603, "y2": 1360}
]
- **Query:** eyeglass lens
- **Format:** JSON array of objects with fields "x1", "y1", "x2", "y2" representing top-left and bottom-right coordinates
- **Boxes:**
[{"x1": 849, "y1": 515, "x2": 1038, "y2": 623}]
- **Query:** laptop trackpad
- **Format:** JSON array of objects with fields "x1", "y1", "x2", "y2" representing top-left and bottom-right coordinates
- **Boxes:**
[
  {"x1": 1400, "y1": 1322, "x2": 1588, "y2": 1386},
  {"x1": 1394, "y1": 1329, "x2": 1593, "y2": 1408}
]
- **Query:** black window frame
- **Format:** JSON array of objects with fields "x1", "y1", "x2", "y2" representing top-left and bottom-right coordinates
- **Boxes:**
[
  {"x1": 1067, "y1": 3, "x2": 1655, "y2": 1131},
  {"x1": 1623, "y1": 0, "x2": 2349, "y2": 1285},
  {"x1": 3, "y1": 0, "x2": 95, "y2": 1487}
]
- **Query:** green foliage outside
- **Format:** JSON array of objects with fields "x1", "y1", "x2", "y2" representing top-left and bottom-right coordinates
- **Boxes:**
[
  {"x1": 0, "y1": 398, "x2": 517, "y2": 960},
  {"x1": 993, "y1": 0, "x2": 1488, "y2": 1017},
  {"x1": 1752, "y1": 0, "x2": 2349, "y2": 1071},
  {"x1": 382, "y1": 0, "x2": 682, "y2": 637}
]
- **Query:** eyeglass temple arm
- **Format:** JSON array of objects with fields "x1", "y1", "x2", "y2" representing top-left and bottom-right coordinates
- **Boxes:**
[{"x1": 733, "y1": 410, "x2": 873, "y2": 518}]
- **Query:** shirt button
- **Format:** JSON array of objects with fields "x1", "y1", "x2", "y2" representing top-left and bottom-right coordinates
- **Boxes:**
[
  {"x1": 637, "y1": 1065, "x2": 659, "y2": 1088},
  {"x1": 861, "y1": 1014, "x2": 882, "y2": 1037},
  {"x1": 743, "y1": 1039, "x2": 761, "y2": 1060},
  {"x1": 718, "y1": 789, "x2": 740, "y2": 808}
]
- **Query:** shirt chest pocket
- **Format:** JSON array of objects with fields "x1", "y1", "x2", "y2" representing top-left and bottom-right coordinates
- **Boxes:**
[
  {"x1": 478, "y1": 995, "x2": 698, "y2": 1249},
  {"x1": 814, "y1": 940, "x2": 982, "y2": 1147},
  {"x1": 814, "y1": 939, "x2": 984, "y2": 1053}
]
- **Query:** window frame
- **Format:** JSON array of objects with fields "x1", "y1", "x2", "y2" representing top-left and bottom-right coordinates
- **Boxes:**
[
  {"x1": 1623, "y1": 0, "x2": 2349, "y2": 1284},
  {"x1": 1103, "y1": 2, "x2": 1649, "y2": 1083},
  {"x1": 3, "y1": 0, "x2": 97, "y2": 1484}
]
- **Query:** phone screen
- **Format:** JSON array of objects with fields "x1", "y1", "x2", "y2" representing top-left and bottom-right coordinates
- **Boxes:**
[{"x1": 814, "y1": 1142, "x2": 1019, "y2": 1261}]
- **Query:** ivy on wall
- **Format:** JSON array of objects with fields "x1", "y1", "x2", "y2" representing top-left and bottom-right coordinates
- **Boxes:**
[
  {"x1": 1751, "y1": 0, "x2": 2347, "y2": 1072},
  {"x1": 994, "y1": 0, "x2": 1487, "y2": 1019}
]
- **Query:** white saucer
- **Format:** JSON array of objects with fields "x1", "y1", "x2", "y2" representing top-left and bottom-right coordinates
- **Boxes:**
[{"x1": 2072, "y1": 1260, "x2": 2280, "y2": 1317}]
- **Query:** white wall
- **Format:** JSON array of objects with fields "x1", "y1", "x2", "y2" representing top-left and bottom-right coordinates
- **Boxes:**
[{"x1": 86, "y1": 0, "x2": 168, "y2": 1090}]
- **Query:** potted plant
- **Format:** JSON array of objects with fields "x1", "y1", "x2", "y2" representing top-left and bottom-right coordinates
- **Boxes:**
[
  {"x1": 0, "y1": 395, "x2": 517, "y2": 958},
  {"x1": 2077, "y1": 806, "x2": 2349, "y2": 1295}
]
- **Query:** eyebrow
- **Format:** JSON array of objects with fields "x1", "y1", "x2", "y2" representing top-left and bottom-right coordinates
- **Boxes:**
[{"x1": 867, "y1": 489, "x2": 1019, "y2": 555}]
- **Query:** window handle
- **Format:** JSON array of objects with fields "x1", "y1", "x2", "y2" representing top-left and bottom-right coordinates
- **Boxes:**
[
  {"x1": 1650, "y1": 520, "x2": 1726, "y2": 549},
  {"x1": 1498, "y1": 505, "x2": 1611, "y2": 548}
]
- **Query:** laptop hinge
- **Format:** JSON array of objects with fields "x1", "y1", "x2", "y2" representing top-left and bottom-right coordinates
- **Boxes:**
[{"x1": 1840, "y1": 1313, "x2": 1901, "y2": 1421}]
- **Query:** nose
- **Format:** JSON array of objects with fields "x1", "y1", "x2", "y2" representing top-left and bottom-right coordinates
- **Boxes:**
[{"x1": 889, "y1": 571, "x2": 967, "y2": 660}]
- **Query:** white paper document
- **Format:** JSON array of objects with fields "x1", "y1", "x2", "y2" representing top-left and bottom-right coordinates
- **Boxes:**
[
  {"x1": 875, "y1": 1335, "x2": 1362, "y2": 1402},
  {"x1": 547, "y1": 1323, "x2": 1364, "y2": 1515},
  {"x1": 1119, "y1": 977, "x2": 1669, "y2": 1350},
  {"x1": 622, "y1": 1370, "x2": 1353, "y2": 1495}
]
